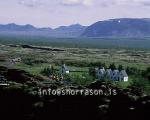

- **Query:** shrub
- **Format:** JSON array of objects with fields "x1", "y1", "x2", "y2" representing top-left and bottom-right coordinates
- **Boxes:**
[
  {"x1": 69, "y1": 73, "x2": 95, "y2": 86},
  {"x1": 89, "y1": 67, "x2": 96, "y2": 77},
  {"x1": 109, "y1": 63, "x2": 116, "y2": 70},
  {"x1": 126, "y1": 67, "x2": 141, "y2": 75},
  {"x1": 142, "y1": 66, "x2": 150, "y2": 82},
  {"x1": 130, "y1": 77, "x2": 150, "y2": 95},
  {"x1": 41, "y1": 67, "x2": 52, "y2": 76},
  {"x1": 118, "y1": 65, "x2": 124, "y2": 71}
]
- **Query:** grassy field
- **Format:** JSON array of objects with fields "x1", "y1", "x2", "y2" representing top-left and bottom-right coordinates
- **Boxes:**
[
  {"x1": 1, "y1": 42, "x2": 150, "y2": 69},
  {"x1": 0, "y1": 36, "x2": 150, "y2": 93},
  {"x1": 1, "y1": 39, "x2": 150, "y2": 70},
  {"x1": 1, "y1": 35, "x2": 150, "y2": 49}
]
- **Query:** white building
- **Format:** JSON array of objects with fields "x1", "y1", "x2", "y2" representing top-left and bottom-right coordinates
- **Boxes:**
[
  {"x1": 11, "y1": 57, "x2": 22, "y2": 63},
  {"x1": 106, "y1": 69, "x2": 112, "y2": 80},
  {"x1": 96, "y1": 68, "x2": 128, "y2": 82},
  {"x1": 96, "y1": 67, "x2": 105, "y2": 79},
  {"x1": 119, "y1": 70, "x2": 128, "y2": 82},
  {"x1": 61, "y1": 64, "x2": 69, "y2": 74},
  {"x1": 111, "y1": 70, "x2": 119, "y2": 81},
  {"x1": 0, "y1": 74, "x2": 9, "y2": 86}
]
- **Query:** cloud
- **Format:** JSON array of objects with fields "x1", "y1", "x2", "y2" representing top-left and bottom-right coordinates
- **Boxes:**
[
  {"x1": 19, "y1": 0, "x2": 43, "y2": 8},
  {"x1": 18, "y1": 0, "x2": 150, "y2": 9},
  {"x1": 61, "y1": 0, "x2": 94, "y2": 6},
  {"x1": 141, "y1": 2, "x2": 150, "y2": 6},
  {"x1": 60, "y1": 0, "x2": 132, "y2": 7},
  {"x1": 19, "y1": 0, "x2": 150, "y2": 8},
  {"x1": 111, "y1": 0, "x2": 150, "y2": 6},
  {"x1": 59, "y1": 0, "x2": 132, "y2": 7},
  {"x1": 133, "y1": 0, "x2": 150, "y2": 6}
]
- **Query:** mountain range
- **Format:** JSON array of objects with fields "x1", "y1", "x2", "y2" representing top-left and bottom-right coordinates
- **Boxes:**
[
  {"x1": 82, "y1": 18, "x2": 150, "y2": 37},
  {"x1": 0, "y1": 23, "x2": 86, "y2": 37},
  {"x1": 1, "y1": 18, "x2": 150, "y2": 37}
]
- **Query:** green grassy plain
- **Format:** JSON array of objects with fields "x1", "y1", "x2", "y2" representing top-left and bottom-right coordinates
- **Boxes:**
[{"x1": 0, "y1": 36, "x2": 150, "y2": 93}]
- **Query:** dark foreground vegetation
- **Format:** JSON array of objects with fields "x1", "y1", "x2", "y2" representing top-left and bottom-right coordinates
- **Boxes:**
[
  {"x1": 0, "y1": 66, "x2": 150, "y2": 120},
  {"x1": 0, "y1": 81, "x2": 150, "y2": 120},
  {"x1": 0, "y1": 36, "x2": 150, "y2": 120}
]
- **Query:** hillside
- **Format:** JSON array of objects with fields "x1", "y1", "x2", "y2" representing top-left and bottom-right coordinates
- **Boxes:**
[
  {"x1": 81, "y1": 18, "x2": 150, "y2": 37},
  {"x1": 0, "y1": 23, "x2": 86, "y2": 37},
  {"x1": 2, "y1": 18, "x2": 150, "y2": 38}
]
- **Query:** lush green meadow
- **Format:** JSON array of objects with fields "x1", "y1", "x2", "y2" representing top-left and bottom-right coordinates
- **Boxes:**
[{"x1": 0, "y1": 35, "x2": 150, "y2": 94}]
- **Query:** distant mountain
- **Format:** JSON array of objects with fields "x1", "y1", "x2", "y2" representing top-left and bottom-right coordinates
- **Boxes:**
[
  {"x1": 3, "y1": 19, "x2": 150, "y2": 38},
  {"x1": 81, "y1": 18, "x2": 150, "y2": 37},
  {"x1": 55, "y1": 24, "x2": 86, "y2": 31},
  {"x1": 53, "y1": 24, "x2": 87, "y2": 37},
  {"x1": 0, "y1": 23, "x2": 55, "y2": 33},
  {"x1": 0, "y1": 23, "x2": 37, "y2": 31},
  {"x1": 0, "y1": 23, "x2": 86, "y2": 37}
]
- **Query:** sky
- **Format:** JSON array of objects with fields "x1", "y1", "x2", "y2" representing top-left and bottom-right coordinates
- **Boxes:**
[{"x1": 0, "y1": 0, "x2": 150, "y2": 28}]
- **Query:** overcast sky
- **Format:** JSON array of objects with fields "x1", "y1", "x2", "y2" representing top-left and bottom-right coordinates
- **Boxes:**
[{"x1": 0, "y1": 0, "x2": 150, "y2": 28}]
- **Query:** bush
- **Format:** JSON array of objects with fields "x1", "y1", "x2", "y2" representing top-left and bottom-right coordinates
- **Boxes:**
[
  {"x1": 63, "y1": 74, "x2": 72, "y2": 82},
  {"x1": 142, "y1": 66, "x2": 150, "y2": 82},
  {"x1": 109, "y1": 63, "x2": 116, "y2": 70},
  {"x1": 60, "y1": 61, "x2": 106, "y2": 67},
  {"x1": 89, "y1": 67, "x2": 96, "y2": 77},
  {"x1": 130, "y1": 77, "x2": 150, "y2": 95},
  {"x1": 41, "y1": 67, "x2": 52, "y2": 76},
  {"x1": 126, "y1": 67, "x2": 141, "y2": 75},
  {"x1": 23, "y1": 58, "x2": 46, "y2": 65},
  {"x1": 118, "y1": 65, "x2": 124, "y2": 71},
  {"x1": 69, "y1": 73, "x2": 95, "y2": 86}
]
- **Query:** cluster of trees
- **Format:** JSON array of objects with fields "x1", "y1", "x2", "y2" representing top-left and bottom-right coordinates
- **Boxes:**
[
  {"x1": 40, "y1": 65, "x2": 56, "y2": 76},
  {"x1": 88, "y1": 63, "x2": 150, "y2": 94},
  {"x1": 142, "y1": 67, "x2": 150, "y2": 81},
  {"x1": 126, "y1": 67, "x2": 141, "y2": 75},
  {"x1": 61, "y1": 61, "x2": 107, "y2": 67},
  {"x1": 41, "y1": 64, "x2": 95, "y2": 85},
  {"x1": 130, "y1": 76, "x2": 150, "y2": 95},
  {"x1": 23, "y1": 57, "x2": 46, "y2": 65},
  {"x1": 64, "y1": 73, "x2": 94, "y2": 86},
  {"x1": 41, "y1": 65, "x2": 66, "y2": 81},
  {"x1": 128, "y1": 66, "x2": 150, "y2": 95},
  {"x1": 40, "y1": 63, "x2": 150, "y2": 94}
]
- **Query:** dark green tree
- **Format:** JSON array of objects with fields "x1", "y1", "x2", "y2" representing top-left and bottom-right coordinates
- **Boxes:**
[
  {"x1": 143, "y1": 66, "x2": 150, "y2": 81},
  {"x1": 126, "y1": 67, "x2": 141, "y2": 75},
  {"x1": 41, "y1": 65, "x2": 56, "y2": 76},
  {"x1": 131, "y1": 77, "x2": 150, "y2": 95},
  {"x1": 89, "y1": 67, "x2": 96, "y2": 77},
  {"x1": 109, "y1": 63, "x2": 116, "y2": 70},
  {"x1": 118, "y1": 65, "x2": 123, "y2": 71},
  {"x1": 51, "y1": 65, "x2": 55, "y2": 74}
]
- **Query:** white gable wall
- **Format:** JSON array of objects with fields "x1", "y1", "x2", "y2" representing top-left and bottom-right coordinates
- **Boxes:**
[
  {"x1": 123, "y1": 77, "x2": 128, "y2": 82},
  {"x1": 65, "y1": 71, "x2": 69, "y2": 74}
]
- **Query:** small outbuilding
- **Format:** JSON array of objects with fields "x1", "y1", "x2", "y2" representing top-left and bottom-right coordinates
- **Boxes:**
[{"x1": 61, "y1": 64, "x2": 69, "y2": 74}]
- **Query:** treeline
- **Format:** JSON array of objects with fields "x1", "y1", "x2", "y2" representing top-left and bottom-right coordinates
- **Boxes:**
[
  {"x1": 57, "y1": 61, "x2": 107, "y2": 67},
  {"x1": 126, "y1": 66, "x2": 150, "y2": 95}
]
